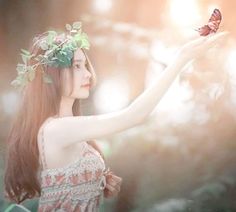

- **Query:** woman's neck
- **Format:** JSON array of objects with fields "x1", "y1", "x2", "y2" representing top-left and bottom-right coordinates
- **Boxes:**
[{"x1": 58, "y1": 96, "x2": 75, "y2": 117}]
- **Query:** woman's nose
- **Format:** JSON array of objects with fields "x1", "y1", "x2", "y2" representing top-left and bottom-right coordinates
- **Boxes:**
[{"x1": 85, "y1": 69, "x2": 92, "y2": 78}]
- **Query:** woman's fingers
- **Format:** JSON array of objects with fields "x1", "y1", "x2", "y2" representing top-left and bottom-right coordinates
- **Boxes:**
[
  {"x1": 106, "y1": 174, "x2": 122, "y2": 184},
  {"x1": 110, "y1": 175, "x2": 122, "y2": 183},
  {"x1": 105, "y1": 175, "x2": 122, "y2": 192},
  {"x1": 104, "y1": 171, "x2": 122, "y2": 198},
  {"x1": 104, "y1": 190, "x2": 113, "y2": 198},
  {"x1": 187, "y1": 31, "x2": 228, "y2": 50},
  {"x1": 105, "y1": 183, "x2": 120, "y2": 193},
  {"x1": 204, "y1": 31, "x2": 229, "y2": 47},
  {"x1": 106, "y1": 177, "x2": 122, "y2": 188},
  {"x1": 180, "y1": 31, "x2": 230, "y2": 60}
]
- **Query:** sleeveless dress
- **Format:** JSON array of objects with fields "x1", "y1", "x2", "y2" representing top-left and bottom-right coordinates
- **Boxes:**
[{"x1": 37, "y1": 118, "x2": 108, "y2": 212}]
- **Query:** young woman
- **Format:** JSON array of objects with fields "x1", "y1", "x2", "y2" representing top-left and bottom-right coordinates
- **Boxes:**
[{"x1": 3, "y1": 22, "x2": 228, "y2": 211}]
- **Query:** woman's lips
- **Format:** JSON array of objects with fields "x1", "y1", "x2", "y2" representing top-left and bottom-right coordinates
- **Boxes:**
[{"x1": 82, "y1": 84, "x2": 90, "y2": 88}]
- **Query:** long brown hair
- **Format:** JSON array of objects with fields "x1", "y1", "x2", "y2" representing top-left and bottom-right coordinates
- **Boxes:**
[{"x1": 4, "y1": 31, "x2": 101, "y2": 204}]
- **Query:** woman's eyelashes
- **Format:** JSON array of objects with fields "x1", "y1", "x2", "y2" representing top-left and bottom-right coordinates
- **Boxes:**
[
  {"x1": 73, "y1": 62, "x2": 88, "y2": 70},
  {"x1": 74, "y1": 64, "x2": 81, "y2": 69}
]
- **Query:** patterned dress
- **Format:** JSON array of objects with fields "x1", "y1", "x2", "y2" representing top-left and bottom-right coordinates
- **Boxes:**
[{"x1": 37, "y1": 118, "x2": 108, "y2": 212}]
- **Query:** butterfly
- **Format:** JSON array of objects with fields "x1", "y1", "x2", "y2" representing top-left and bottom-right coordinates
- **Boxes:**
[{"x1": 196, "y1": 8, "x2": 222, "y2": 36}]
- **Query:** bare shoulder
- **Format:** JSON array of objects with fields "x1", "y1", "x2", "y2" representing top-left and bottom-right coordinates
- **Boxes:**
[
  {"x1": 37, "y1": 117, "x2": 82, "y2": 169},
  {"x1": 38, "y1": 116, "x2": 88, "y2": 148},
  {"x1": 37, "y1": 117, "x2": 56, "y2": 140},
  {"x1": 37, "y1": 117, "x2": 59, "y2": 150},
  {"x1": 37, "y1": 116, "x2": 83, "y2": 148}
]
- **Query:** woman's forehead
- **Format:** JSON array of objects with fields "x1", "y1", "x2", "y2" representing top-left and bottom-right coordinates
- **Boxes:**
[{"x1": 73, "y1": 48, "x2": 86, "y2": 62}]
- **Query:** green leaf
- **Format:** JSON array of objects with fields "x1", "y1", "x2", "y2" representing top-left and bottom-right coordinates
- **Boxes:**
[
  {"x1": 17, "y1": 74, "x2": 24, "y2": 81},
  {"x1": 51, "y1": 44, "x2": 59, "y2": 52},
  {"x1": 67, "y1": 50, "x2": 73, "y2": 59},
  {"x1": 44, "y1": 49, "x2": 53, "y2": 58},
  {"x1": 72, "y1": 22, "x2": 81, "y2": 29},
  {"x1": 70, "y1": 41, "x2": 77, "y2": 50},
  {"x1": 49, "y1": 61, "x2": 59, "y2": 68},
  {"x1": 74, "y1": 33, "x2": 82, "y2": 41},
  {"x1": 10, "y1": 79, "x2": 20, "y2": 87},
  {"x1": 35, "y1": 54, "x2": 44, "y2": 61},
  {"x1": 61, "y1": 51, "x2": 67, "y2": 56},
  {"x1": 28, "y1": 70, "x2": 35, "y2": 81},
  {"x1": 21, "y1": 48, "x2": 30, "y2": 55},
  {"x1": 81, "y1": 32, "x2": 88, "y2": 39},
  {"x1": 16, "y1": 64, "x2": 26, "y2": 74},
  {"x1": 66, "y1": 24, "x2": 72, "y2": 31},
  {"x1": 71, "y1": 29, "x2": 77, "y2": 34},
  {"x1": 47, "y1": 31, "x2": 57, "y2": 45},
  {"x1": 40, "y1": 41, "x2": 49, "y2": 50},
  {"x1": 71, "y1": 39, "x2": 77, "y2": 47},
  {"x1": 60, "y1": 46, "x2": 74, "y2": 59},
  {"x1": 48, "y1": 30, "x2": 57, "y2": 37},
  {"x1": 55, "y1": 52, "x2": 65, "y2": 62},
  {"x1": 81, "y1": 39, "x2": 90, "y2": 49},
  {"x1": 21, "y1": 54, "x2": 28, "y2": 64},
  {"x1": 50, "y1": 57, "x2": 58, "y2": 61},
  {"x1": 75, "y1": 40, "x2": 82, "y2": 48},
  {"x1": 27, "y1": 66, "x2": 34, "y2": 72}
]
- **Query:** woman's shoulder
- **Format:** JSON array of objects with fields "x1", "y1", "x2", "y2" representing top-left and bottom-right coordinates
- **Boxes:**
[
  {"x1": 37, "y1": 116, "x2": 62, "y2": 147},
  {"x1": 38, "y1": 117, "x2": 56, "y2": 136}
]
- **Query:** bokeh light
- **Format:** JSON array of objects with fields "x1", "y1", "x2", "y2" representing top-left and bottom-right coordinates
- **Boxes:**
[
  {"x1": 93, "y1": 0, "x2": 113, "y2": 13},
  {"x1": 169, "y1": 0, "x2": 201, "y2": 28},
  {"x1": 1, "y1": 91, "x2": 19, "y2": 115},
  {"x1": 93, "y1": 75, "x2": 130, "y2": 113},
  {"x1": 226, "y1": 48, "x2": 236, "y2": 78}
]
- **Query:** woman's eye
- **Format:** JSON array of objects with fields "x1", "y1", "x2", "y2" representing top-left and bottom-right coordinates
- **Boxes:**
[
  {"x1": 74, "y1": 62, "x2": 88, "y2": 70},
  {"x1": 74, "y1": 64, "x2": 81, "y2": 69}
]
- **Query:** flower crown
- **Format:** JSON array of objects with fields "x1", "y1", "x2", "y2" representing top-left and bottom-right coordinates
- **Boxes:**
[{"x1": 11, "y1": 22, "x2": 90, "y2": 90}]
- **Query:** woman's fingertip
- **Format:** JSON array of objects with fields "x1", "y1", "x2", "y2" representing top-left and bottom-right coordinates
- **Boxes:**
[{"x1": 221, "y1": 31, "x2": 230, "y2": 35}]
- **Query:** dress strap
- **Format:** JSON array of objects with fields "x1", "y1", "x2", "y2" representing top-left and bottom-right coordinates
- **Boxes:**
[{"x1": 39, "y1": 117, "x2": 55, "y2": 170}]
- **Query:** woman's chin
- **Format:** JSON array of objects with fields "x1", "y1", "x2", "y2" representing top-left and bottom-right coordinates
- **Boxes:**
[{"x1": 80, "y1": 91, "x2": 90, "y2": 99}]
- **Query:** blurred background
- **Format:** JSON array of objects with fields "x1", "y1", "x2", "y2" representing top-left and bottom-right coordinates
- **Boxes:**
[{"x1": 1, "y1": 0, "x2": 236, "y2": 211}]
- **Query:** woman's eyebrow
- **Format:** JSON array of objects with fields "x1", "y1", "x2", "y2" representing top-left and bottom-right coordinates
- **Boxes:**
[{"x1": 73, "y1": 59, "x2": 86, "y2": 63}]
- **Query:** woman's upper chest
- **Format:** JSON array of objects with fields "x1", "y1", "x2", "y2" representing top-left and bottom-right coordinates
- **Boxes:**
[
  {"x1": 39, "y1": 138, "x2": 105, "y2": 173},
  {"x1": 39, "y1": 141, "x2": 106, "y2": 189},
  {"x1": 38, "y1": 132, "x2": 87, "y2": 170}
]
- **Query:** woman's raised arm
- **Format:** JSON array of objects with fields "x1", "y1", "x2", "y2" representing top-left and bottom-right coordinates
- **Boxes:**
[
  {"x1": 44, "y1": 32, "x2": 228, "y2": 149},
  {"x1": 128, "y1": 31, "x2": 228, "y2": 121}
]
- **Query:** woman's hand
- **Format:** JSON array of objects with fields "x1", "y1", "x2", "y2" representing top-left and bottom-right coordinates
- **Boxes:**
[
  {"x1": 178, "y1": 31, "x2": 229, "y2": 62},
  {"x1": 104, "y1": 171, "x2": 122, "y2": 198}
]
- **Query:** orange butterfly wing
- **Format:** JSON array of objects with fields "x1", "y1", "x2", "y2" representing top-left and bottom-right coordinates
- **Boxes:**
[{"x1": 197, "y1": 8, "x2": 222, "y2": 36}]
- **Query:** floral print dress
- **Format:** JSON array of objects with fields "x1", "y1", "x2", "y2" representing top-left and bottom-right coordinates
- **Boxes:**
[{"x1": 37, "y1": 118, "x2": 107, "y2": 212}]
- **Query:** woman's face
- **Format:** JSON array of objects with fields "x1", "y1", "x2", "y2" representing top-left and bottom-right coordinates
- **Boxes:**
[{"x1": 67, "y1": 48, "x2": 92, "y2": 99}]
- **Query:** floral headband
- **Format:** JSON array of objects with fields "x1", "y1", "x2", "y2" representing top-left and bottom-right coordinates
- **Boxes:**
[{"x1": 11, "y1": 21, "x2": 90, "y2": 90}]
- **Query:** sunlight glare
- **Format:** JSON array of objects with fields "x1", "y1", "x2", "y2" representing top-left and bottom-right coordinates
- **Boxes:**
[
  {"x1": 169, "y1": 0, "x2": 200, "y2": 27},
  {"x1": 1, "y1": 91, "x2": 19, "y2": 115},
  {"x1": 93, "y1": 0, "x2": 112, "y2": 13},
  {"x1": 93, "y1": 76, "x2": 130, "y2": 113}
]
